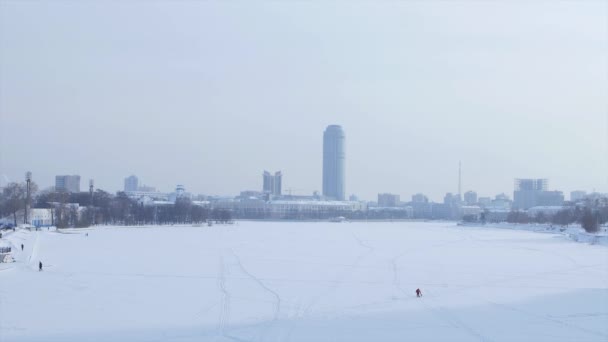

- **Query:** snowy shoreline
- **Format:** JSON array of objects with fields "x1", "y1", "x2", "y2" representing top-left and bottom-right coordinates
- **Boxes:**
[
  {"x1": 459, "y1": 222, "x2": 608, "y2": 246},
  {"x1": 52, "y1": 219, "x2": 608, "y2": 247}
]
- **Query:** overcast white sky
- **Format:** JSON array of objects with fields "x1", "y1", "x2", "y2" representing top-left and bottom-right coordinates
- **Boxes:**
[{"x1": 0, "y1": 0, "x2": 606, "y2": 201}]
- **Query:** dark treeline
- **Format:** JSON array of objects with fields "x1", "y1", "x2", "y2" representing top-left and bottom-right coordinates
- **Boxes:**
[
  {"x1": 505, "y1": 199, "x2": 608, "y2": 233},
  {"x1": 37, "y1": 191, "x2": 232, "y2": 228},
  {"x1": 1, "y1": 182, "x2": 231, "y2": 228}
]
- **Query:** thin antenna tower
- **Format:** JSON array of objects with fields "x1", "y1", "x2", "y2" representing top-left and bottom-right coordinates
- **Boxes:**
[
  {"x1": 458, "y1": 161, "x2": 462, "y2": 198},
  {"x1": 89, "y1": 179, "x2": 95, "y2": 205},
  {"x1": 25, "y1": 172, "x2": 32, "y2": 225}
]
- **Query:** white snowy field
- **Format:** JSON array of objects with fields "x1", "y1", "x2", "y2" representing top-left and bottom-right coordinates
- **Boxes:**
[{"x1": 1, "y1": 221, "x2": 607, "y2": 342}]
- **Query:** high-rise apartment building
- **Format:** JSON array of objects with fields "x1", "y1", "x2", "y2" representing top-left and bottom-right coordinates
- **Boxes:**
[
  {"x1": 124, "y1": 175, "x2": 139, "y2": 192},
  {"x1": 322, "y1": 125, "x2": 345, "y2": 200},
  {"x1": 513, "y1": 178, "x2": 563, "y2": 209},
  {"x1": 262, "y1": 171, "x2": 282, "y2": 196},
  {"x1": 55, "y1": 175, "x2": 81, "y2": 193},
  {"x1": 515, "y1": 179, "x2": 548, "y2": 192}
]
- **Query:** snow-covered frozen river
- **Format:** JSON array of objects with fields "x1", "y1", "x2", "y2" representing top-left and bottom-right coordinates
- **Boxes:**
[{"x1": 1, "y1": 221, "x2": 607, "y2": 341}]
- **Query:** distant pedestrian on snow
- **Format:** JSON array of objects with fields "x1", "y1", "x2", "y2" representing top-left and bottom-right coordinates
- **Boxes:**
[
  {"x1": 39, "y1": 261, "x2": 43, "y2": 272},
  {"x1": 85, "y1": 233, "x2": 88, "y2": 237},
  {"x1": 416, "y1": 288, "x2": 422, "y2": 298},
  {"x1": 21, "y1": 244, "x2": 24, "y2": 251}
]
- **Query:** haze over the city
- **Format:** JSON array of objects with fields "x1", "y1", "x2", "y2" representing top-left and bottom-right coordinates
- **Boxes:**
[{"x1": 1, "y1": 1, "x2": 606, "y2": 201}]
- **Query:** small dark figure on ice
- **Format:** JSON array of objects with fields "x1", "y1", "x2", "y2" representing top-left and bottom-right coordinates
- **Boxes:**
[
  {"x1": 416, "y1": 288, "x2": 422, "y2": 298},
  {"x1": 21, "y1": 244, "x2": 24, "y2": 251},
  {"x1": 39, "y1": 261, "x2": 43, "y2": 272}
]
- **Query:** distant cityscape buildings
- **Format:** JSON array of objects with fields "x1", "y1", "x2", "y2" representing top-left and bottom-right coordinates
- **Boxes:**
[
  {"x1": 464, "y1": 191, "x2": 477, "y2": 205},
  {"x1": 262, "y1": 171, "x2": 282, "y2": 196},
  {"x1": 137, "y1": 185, "x2": 156, "y2": 192},
  {"x1": 478, "y1": 197, "x2": 491, "y2": 207},
  {"x1": 378, "y1": 193, "x2": 400, "y2": 207},
  {"x1": 11, "y1": 125, "x2": 601, "y2": 225},
  {"x1": 570, "y1": 190, "x2": 587, "y2": 202},
  {"x1": 123, "y1": 175, "x2": 157, "y2": 196},
  {"x1": 168, "y1": 184, "x2": 192, "y2": 202},
  {"x1": 513, "y1": 178, "x2": 564, "y2": 210},
  {"x1": 322, "y1": 125, "x2": 345, "y2": 201},
  {"x1": 412, "y1": 193, "x2": 429, "y2": 203},
  {"x1": 55, "y1": 175, "x2": 80, "y2": 193}
]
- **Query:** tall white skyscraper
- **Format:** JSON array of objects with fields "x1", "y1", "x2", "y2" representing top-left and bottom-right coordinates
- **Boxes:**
[{"x1": 322, "y1": 125, "x2": 345, "y2": 201}]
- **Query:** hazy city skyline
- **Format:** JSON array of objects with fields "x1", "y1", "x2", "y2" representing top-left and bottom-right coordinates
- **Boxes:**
[{"x1": 1, "y1": 1, "x2": 606, "y2": 201}]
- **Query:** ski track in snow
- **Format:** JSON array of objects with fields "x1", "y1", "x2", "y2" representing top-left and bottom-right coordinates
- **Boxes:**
[
  {"x1": 475, "y1": 294, "x2": 608, "y2": 340},
  {"x1": 216, "y1": 256, "x2": 233, "y2": 341},
  {"x1": 230, "y1": 249, "x2": 281, "y2": 322},
  {"x1": 284, "y1": 231, "x2": 376, "y2": 341},
  {"x1": 389, "y1": 238, "x2": 496, "y2": 341},
  {"x1": 230, "y1": 249, "x2": 282, "y2": 342},
  {"x1": 387, "y1": 228, "x2": 606, "y2": 342}
]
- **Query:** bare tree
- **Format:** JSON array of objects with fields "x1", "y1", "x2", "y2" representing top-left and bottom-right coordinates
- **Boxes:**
[
  {"x1": 552, "y1": 208, "x2": 575, "y2": 227},
  {"x1": 2, "y1": 183, "x2": 25, "y2": 226},
  {"x1": 535, "y1": 212, "x2": 548, "y2": 224},
  {"x1": 581, "y1": 208, "x2": 600, "y2": 233},
  {"x1": 507, "y1": 210, "x2": 529, "y2": 224}
]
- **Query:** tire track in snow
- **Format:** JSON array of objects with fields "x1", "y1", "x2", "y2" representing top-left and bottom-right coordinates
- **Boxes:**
[{"x1": 285, "y1": 231, "x2": 376, "y2": 341}]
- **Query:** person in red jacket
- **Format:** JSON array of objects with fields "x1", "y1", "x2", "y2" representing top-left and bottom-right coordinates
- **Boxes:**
[{"x1": 416, "y1": 288, "x2": 422, "y2": 297}]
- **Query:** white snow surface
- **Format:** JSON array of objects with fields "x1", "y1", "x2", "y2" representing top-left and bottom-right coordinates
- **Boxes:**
[{"x1": 1, "y1": 221, "x2": 607, "y2": 342}]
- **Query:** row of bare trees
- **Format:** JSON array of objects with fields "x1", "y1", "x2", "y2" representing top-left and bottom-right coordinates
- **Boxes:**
[
  {"x1": 38, "y1": 191, "x2": 232, "y2": 228},
  {"x1": 506, "y1": 202, "x2": 607, "y2": 233},
  {"x1": 1, "y1": 182, "x2": 231, "y2": 228}
]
